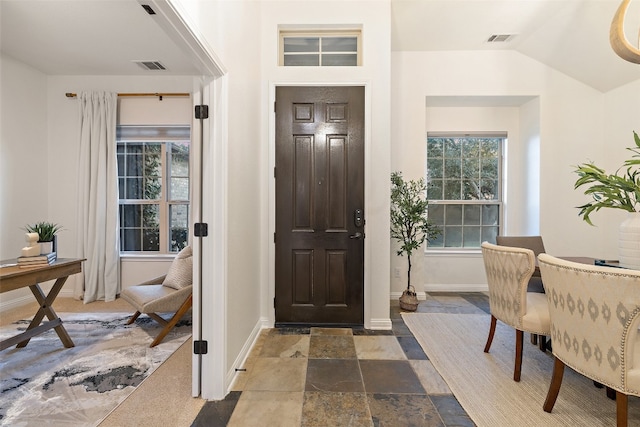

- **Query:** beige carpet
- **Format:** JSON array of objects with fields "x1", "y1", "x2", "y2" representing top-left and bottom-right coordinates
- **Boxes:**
[{"x1": 403, "y1": 313, "x2": 640, "y2": 427}]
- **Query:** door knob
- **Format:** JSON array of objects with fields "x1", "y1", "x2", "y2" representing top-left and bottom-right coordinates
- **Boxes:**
[{"x1": 349, "y1": 232, "x2": 364, "y2": 239}]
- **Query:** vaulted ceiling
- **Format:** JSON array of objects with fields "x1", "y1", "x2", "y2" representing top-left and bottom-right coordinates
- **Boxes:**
[{"x1": 1, "y1": 0, "x2": 639, "y2": 92}]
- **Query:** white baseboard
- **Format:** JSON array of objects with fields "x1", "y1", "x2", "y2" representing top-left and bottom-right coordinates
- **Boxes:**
[
  {"x1": 368, "y1": 318, "x2": 392, "y2": 330},
  {"x1": 226, "y1": 317, "x2": 269, "y2": 393},
  {"x1": 390, "y1": 285, "x2": 488, "y2": 302},
  {"x1": 424, "y1": 284, "x2": 489, "y2": 292}
]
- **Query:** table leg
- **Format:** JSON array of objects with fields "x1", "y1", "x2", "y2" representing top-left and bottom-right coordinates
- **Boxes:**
[{"x1": 16, "y1": 276, "x2": 74, "y2": 348}]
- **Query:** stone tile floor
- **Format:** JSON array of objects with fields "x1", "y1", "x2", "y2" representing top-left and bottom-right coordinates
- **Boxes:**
[{"x1": 192, "y1": 292, "x2": 490, "y2": 427}]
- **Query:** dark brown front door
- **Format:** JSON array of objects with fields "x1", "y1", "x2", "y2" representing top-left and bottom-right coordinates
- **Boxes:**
[{"x1": 275, "y1": 86, "x2": 365, "y2": 325}]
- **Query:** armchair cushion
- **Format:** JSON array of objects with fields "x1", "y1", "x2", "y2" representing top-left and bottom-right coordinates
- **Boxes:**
[
  {"x1": 162, "y1": 245, "x2": 193, "y2": 290},
  {"x1": 122, "y1": 284, "x2": 193, "y2": 314}
]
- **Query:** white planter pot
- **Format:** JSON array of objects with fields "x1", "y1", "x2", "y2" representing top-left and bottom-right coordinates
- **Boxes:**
[
  {"x1": 619, "y1": 212, "x2": 640, "y2": 269},
  {"x1": 39, "y1": 241, "x2": 54, "y2": 255}
]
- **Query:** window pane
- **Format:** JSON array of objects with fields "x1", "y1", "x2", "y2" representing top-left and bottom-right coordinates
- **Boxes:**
[
  {"x1": 143, "y1": 204, "x2": 159, "y2": 228},
  {"x1": 118, "y1": 178, "x2": 125, "y2": 199},
  {"x1": 427, "y1": 139, "x2": 443, "y2": 157},
  {"x1": 143, "y1": 229, "x2": 159, "y2": 251},
  {"x1": 482, "y1": 205, "x2": 499, "y2": 226},
  {"x1": 444, "y1": 226, "x2": 462, "y2": 247},
  {"x1": 170, "y1": 178, "x2": 189, "y2": 200},
  {"x1": 443, "y1": 158, "x2": 460, "y2": 178},
  {"x1": 444, "y1": 180, "x2": 461, "y2": 200},
  {"x1": 464, "y1": 205, "x2": 481, "y2": 225},
  {"x1": 283, "y1": 54, "x2": 320, "y2": 66},
  {"x1": 428, "y1": 204, "x2": 444, "y2": 226},
  {"x1": 144, "y1": 177, "x2": 161, "y2": 200},
  {"x1": 284, "y1": 37, "x2": 319, "y2": 52},
  {"x1": 463, "y1": 226, "x2": 481, "y2": 247},
  {"x1": 170, "y1": 204, "x2": 189, "y2": 252},
  {"x1": 170, "y1": 143, "x2": 189, "y2": 176},
  {"x1": 322, "y1": 37, "x2": 357, "y2": 52},
  {"x1": 169, "y1": 142, "x2": 189, "y2": 201},
  {"x1": 427, "y1": 158, "x2": 443, "y2": 180},
  {"x1": 126, "y1": 178, "x2": 143, "y2": 199},
  {"x1": 446, "y1": 205, "x2": 463, "y2": 225},
  {"x1": 121, "y1": 204, "x2": 141, "y2": 227},
  {"x1": 427, "y1": 180, "x2": 443, "y2": 200},
  {"x1": 444, "y1": 138, "x2": 462, "y2": 158},
  {"x1": 126, "y1": 153, "x2": 142, "y2": 177},
  {"x1": 482, "y1": 226, "x2": 499, "y2": 243},
  {"x1": 122, "y1": 228, "x2": 141, "y2": 251},
  {"x1": 426, "y1": 135, "x2": 504, "y2": 248},
  {"x1": 322, "y1": 54, "x2": 357, "y2": 66}
]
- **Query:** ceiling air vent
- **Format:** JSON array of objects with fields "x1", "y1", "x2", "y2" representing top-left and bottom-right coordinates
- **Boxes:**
[
  {"x1": 487, "y1": 34, "x2": 513, "y2": 43},
  {"x1": 133, "y1": 60, "x2": 167, "y2": 71}
]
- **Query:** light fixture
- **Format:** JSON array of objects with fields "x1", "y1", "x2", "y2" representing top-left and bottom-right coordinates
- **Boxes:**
[{"x1": 610, "y1": 0, "x2": 640, "y2": 64}]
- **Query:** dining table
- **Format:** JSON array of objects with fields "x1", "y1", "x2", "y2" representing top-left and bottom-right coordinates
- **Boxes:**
[{"x1": 0, "y1": 258, "x2": 84, "y2": 351}]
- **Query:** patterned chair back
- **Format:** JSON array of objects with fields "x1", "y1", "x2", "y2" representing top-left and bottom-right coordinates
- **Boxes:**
[
  {"x1": 481, "y1": 242, "x2": 536, "y2": 329},
  {"x1": 538, "y1": 253, "x2": 640, "y2": 394}
]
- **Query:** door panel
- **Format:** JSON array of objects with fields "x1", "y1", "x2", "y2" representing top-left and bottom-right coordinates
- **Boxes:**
[{"x1": 275, "y1": 86, "x2": 364, "y2": 325}]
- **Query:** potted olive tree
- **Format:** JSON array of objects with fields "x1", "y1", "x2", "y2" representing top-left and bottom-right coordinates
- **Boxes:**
[
  {"x1": 574, "y1": 131, "x2": 640, "y2": 268},
  {"x1": 390, "y1": 172, "x2": 441, "y2": 311},
  {"x1": 24, "y1": 221, "x2": 63, "y2": 255}
]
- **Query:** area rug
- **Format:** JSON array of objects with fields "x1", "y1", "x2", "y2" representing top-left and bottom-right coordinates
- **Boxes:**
[
  {"x1": 0, "y1": 313, "x2": 191, "y2": 426},
  {"x1": 403, "y1": 313, "x2": 640, "y2": 427}
]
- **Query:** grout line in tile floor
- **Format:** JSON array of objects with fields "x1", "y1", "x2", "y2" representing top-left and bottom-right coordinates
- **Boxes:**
[{"x1": 191, "y1": 292, "x2": 489, "y2": 427}]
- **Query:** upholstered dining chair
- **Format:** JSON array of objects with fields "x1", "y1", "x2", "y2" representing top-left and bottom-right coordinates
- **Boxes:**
[
  {"x1": 121, "y1": 245, "x2": 193, "y2": 347},
  {"x1": 496, "y1": 235, "x2": 549, "y2": 349},
  {"x1": 538, "y1": 254, "x2": 640, "y2": 427},
  {"x1": 481, "y1": 242, "x2": 551, "y2": 381},
  {"x1": 496, "y1": 235, "x2": 546, "y2": 293}
]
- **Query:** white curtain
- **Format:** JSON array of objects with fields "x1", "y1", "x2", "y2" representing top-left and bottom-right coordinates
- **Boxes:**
[{"x1": 74, "y1": 92, "x2": 120, "y2": 303}]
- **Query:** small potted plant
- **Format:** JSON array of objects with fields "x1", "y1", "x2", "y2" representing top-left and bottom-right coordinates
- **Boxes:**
[
  {"x1": 573, "y1": 130, "x2": 640, "y2": 268},
  {"x1": 390, "y1": 172, "x2": 441, "y2": 311},
  {"x1": 24, "y1": 221, "x2": 63, "y2": 254}
]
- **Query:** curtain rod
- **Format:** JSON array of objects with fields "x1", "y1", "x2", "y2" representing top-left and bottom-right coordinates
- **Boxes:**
[{"x1": 65, "y1": 92, "x2": 190, "y2": 99}]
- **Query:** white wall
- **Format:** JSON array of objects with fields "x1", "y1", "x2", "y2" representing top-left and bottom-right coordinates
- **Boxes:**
[
  {"x1": 175, "y1": 0, "x2": 392, "y2": 393},
  {"x1": 173, "y1": 0, "x2": 264, "y2": 390},
  {"x1": 0, "y1": 55, "x2": 50, "y2": 309},
  {"x1": 391, "y1": 50, "x2": 610, "y2": 293}
]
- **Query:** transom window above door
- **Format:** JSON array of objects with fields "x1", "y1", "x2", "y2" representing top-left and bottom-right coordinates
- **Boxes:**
[{"x1": 279, "y1": 29, "x2": 361, "y2": 66}]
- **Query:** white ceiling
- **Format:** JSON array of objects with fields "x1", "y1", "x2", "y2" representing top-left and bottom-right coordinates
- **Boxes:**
[{"x1": 1, "y1": 0, "x2": 639, "y2": 92}]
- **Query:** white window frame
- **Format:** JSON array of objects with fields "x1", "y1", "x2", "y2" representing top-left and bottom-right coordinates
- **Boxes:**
[
  {"x1": 117, "y1": 125, "x2": 191, "y2": 254},
  {"x1": 425, "y1": 132, "x2": 506, "y2": 251}
]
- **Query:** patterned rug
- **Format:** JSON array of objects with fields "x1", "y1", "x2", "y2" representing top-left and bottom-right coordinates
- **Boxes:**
[
  {"x1": 0, "y1": 312, "x2": 191, "y2": 426},
  {"x1": 403, "y1": 312, "x2": 640, "y2": 427}
]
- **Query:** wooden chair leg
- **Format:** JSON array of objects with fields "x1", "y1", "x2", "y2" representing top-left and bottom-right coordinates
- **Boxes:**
[
  {"x1": 531, "y1": 333, "x2": 538, "y2": 345},
  {"x1": 127, "y1": 311, "x2": 141, "y2": 325},
  {"x1": 514, "y1": 329, "x2": 523, "y2": 382},
  {"x1": 544, "y1": 357, "x2": 565, "y2": 412},
  {"x1": 484, "y1": 315, "x2": 497, "y2": 353},
  {"x1": 616, "y1": 391, "x2": 627, "y2": 427},
  {"x1": 539, "y1": 335, "x2": 547, "y2": 352},
  {"x1": 150, "y1": 295, "x2": 193, "y2": 348}
]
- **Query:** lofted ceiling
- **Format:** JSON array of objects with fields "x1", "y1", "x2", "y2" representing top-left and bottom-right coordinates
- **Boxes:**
[{"x1": 1, "y1": 0, "x2": 639, "y2": 92}]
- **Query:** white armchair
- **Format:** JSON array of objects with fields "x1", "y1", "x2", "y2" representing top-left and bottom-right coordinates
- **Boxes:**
[{"x1": 538, "y1": 254, "x2": 640, "y2": 426}]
